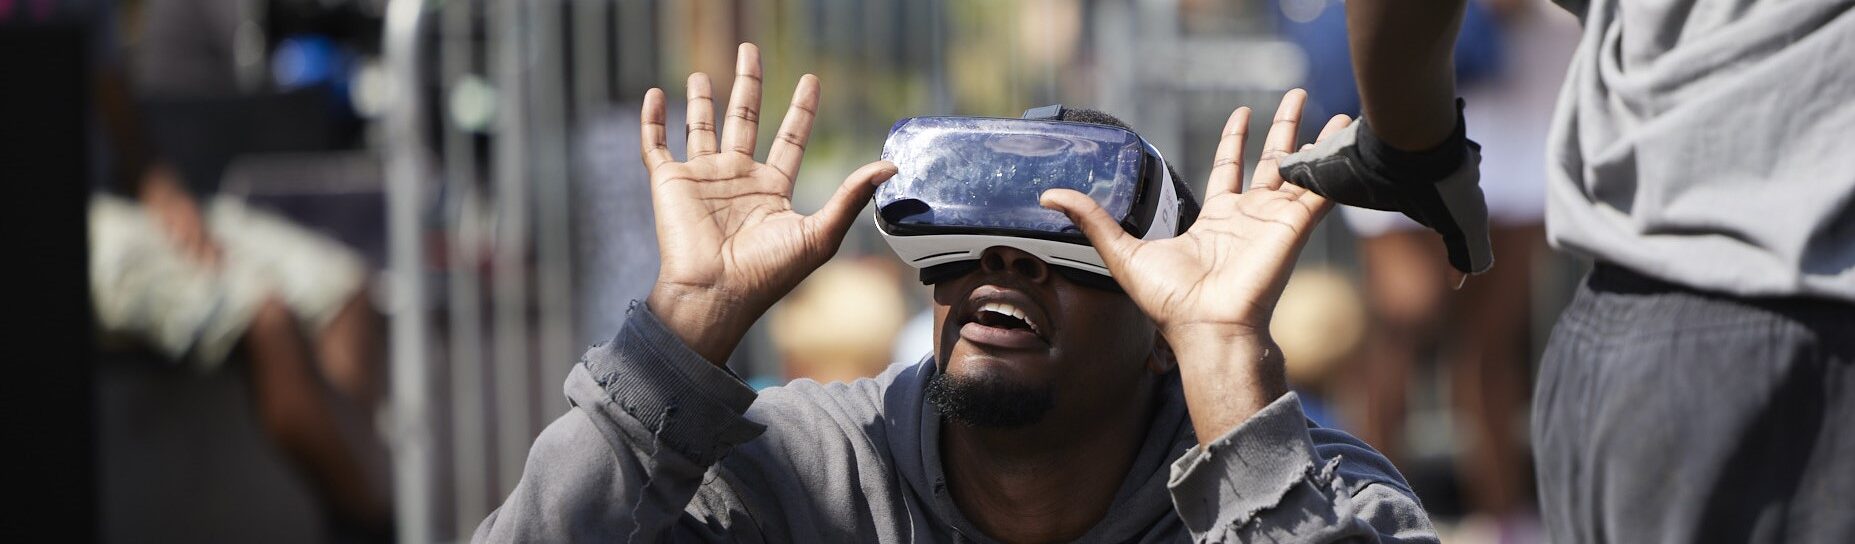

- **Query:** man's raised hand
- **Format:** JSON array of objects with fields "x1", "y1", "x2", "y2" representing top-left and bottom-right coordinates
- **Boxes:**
[
  {"x1": 1040, "y1": 90, "x2": 1352, "y2": 442},
  {"x1": 641, "y1": 43, "x2": 896, "y2": 364}
]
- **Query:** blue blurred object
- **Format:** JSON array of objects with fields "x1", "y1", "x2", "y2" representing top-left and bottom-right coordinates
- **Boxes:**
[
  {"x1": 1296, "y1": 389, "x2": 1342, "y2": 430},
  {"x1": 748, "y1": 376, "x2": 783, "y2": 391},
  {"x1": 272, "y1": 33, "x2": 357, "y2": 118},
  {"x1": 1276, "y1": 0, "x2": 1504, "y2": 129},
  {"x1": 273, "y1": 35, "x2": 343, "y2": 89}
]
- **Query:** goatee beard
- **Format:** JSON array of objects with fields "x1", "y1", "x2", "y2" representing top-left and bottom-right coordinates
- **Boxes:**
[{"x1": 924, "y1": 369, "x2": 1054, "y2": 428}]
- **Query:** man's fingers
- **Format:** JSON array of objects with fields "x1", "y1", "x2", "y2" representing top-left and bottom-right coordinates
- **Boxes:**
[
  {"x1": 685, "y1": 73, "x2": 718, "y2": 158},
  {"x1": 721, "y1": 43, "x2": 764, "y2": 156},
  {"x1": 1039, "y1": 189, "x2": 1138, "y2": 271},
  {"x1": 640, "y1": 88, "x2": 673, "y2": 170},
  {"x1": 806, "y1": 160, "x2": 897, "y2": 245},
  {"x1": 1315, "y1": 113, "x2": 1352, "y2": 141},
  {"x1": 1205, "y1": 107, "x2": 1252, "y2": 200},
  {"x1": 1280, "y1": 114, "x2": 1352, "y2": 206},
  {"x1": 766, "y1": 74, "x2": 820, "y2": 183},
  {"x1": 1248, "y1": 89, "x2": 1308, "y2": 192}
]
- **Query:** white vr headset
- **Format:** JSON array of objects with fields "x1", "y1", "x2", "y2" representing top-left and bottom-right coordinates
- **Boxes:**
[{"x1": 873, "y1": 105, "x2": 1194, "y2": 283}]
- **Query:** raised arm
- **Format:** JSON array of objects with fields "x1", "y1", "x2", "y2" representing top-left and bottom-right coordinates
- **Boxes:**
[
  {"x1": 640, "y1": 44, "x2": 897, "y2": 364},
  {"x1": 1278, "y1": 2, "x2": 1493, "y2": 278},
  {"x1": 474, "y1": 42, "x2": 894, "y2": 542},
  {"x1": 1345, "y1": 0, "x2": 1467, "y2": 151},
  {"x1": 1042, "y1": 91, "x2": 1437, "y2": 542}
]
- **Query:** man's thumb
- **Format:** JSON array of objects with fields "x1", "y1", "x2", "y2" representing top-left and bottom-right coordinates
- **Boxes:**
[{"x1": 1039, "y1": 189, "x2": 1136, "y2": 269}]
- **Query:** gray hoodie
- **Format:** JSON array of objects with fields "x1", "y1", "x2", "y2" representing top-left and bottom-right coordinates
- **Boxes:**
[{"x1": 473, "y1": 302, "x2": 1438, "y2": 543}]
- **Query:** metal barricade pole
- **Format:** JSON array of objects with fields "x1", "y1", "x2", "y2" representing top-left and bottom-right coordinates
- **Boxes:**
[
  {"x1": 384, "y1": 0, "x2": 436, "y2": 541},
  {"x1": 440, "y1": 0, "x2": 492, "y2": 536},
  {"x1": 489, "y1": 0, "x2": 535, "y2": 500},
  {"x1": 529, "y1": 0, "x2": 578, "y2": 440}
]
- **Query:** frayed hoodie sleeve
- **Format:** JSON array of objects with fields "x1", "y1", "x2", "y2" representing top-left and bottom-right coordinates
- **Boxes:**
[
  {"x1": 1167, "y1": 392, "x2": 1439, "y2": 543},
  {"x1": 474, "y1": 301, "x2": 767, "y2": 542}
]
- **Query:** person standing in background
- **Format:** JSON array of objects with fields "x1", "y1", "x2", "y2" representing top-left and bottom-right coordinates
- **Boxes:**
[
  {"x1": 1328, "y1": 1, "x2": 1579, "y2": 538},
  {"x1": 1281, "y1": 2, "x2": 1579, "y2": 537}
]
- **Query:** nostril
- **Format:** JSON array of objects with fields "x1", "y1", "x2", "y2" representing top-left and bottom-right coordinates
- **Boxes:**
[
  {"x1": 1013, "y1": 258, "x2": 1042, "y2": 278},
  {"x1": 981, "y1": 252, "x2": 1005, "y2": 271}
]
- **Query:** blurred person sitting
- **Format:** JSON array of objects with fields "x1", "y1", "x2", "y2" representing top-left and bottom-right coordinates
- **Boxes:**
[
  {"x1": 76, "y1": 0, "x2": 389, "y2": 534},
  {"x1": 476, "y1": 43, "x2": 1438, "y2": 543}
]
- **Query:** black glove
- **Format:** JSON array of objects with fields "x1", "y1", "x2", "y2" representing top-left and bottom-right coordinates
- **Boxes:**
[{"x1": 1278, "y1": 100, "x2": 1492, "y2": 275}]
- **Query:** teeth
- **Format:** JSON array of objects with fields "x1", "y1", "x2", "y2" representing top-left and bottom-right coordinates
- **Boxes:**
[{"x1": 978, "y1": 302, "x2": 1039, "y2": 334}]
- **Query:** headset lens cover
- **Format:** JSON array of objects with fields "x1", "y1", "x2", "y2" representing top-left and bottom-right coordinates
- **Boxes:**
[{"x1": 876, "y1": 117, "x2": 1146, "y2": 235}]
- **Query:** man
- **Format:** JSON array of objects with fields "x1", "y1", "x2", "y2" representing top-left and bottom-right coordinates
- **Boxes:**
[
  {"x1": 1278, "y1": 0, "x2": 1855, "y2": 541},
  {"x1": 476, "y1": 43, "x2": 1436, "y2": 543}
]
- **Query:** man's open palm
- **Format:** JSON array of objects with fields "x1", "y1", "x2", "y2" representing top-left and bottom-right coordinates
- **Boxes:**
[
  {"x1": 641, "y1": 43, "x2": 895, "y2": 362},
  {"x1": 1041, "y1": 90, "x2": 1348, "y2": 340}
]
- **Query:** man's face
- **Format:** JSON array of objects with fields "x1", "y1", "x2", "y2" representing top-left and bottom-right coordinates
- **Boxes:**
[{"x1": 927, "y1": 246, "x2": 1159, "y2": 428}]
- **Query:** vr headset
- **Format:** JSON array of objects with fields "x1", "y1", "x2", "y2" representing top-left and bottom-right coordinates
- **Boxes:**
[{"x1": 873, "y1": 105, "x2": 1198, "y2": 287}]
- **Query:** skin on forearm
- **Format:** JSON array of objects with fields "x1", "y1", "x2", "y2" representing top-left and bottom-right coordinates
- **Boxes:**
[
  {"x1": 1165, "y1": 325, "x2": 1289, "y2": 447},
  {"x1": 1345, "y1": 0, "x2": 1467, "y2": 151}
]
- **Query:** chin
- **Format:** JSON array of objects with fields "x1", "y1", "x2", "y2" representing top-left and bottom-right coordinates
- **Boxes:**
[{"x1": 927, "y1": 353, "x2": 1057, "y2": 428}]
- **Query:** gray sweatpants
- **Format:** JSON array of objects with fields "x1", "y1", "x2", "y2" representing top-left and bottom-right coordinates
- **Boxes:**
[{"x1": 1533, "y1": 264, "x2": 1855, "y2": 543}]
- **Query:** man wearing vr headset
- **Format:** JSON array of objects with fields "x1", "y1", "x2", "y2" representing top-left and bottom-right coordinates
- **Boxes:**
[{"x1": 476, "y1": 43, "x2": 1436, "y2": 543}]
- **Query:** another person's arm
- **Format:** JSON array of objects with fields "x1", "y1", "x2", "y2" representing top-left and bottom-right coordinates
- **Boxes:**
[
  {"x1": 95, "y1": 64, "x2": 219, "y2": 265},
  {"x1": 1345, "y1": 0, "x2": 1466, "y2": 151},
  {"x1": 473, "y1": 43, "x2": 894, "y2": 542},
  {"x1": 1277, "y1": 2, "x2": 1493, "y2": 276},
  {"x1": 1043, "y1": 91, "x2": 1436, "y2": 542}
]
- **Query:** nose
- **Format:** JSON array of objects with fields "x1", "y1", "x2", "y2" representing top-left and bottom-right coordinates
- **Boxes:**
[{"x1": 979, "y1": 246, "x2": 1050, "y2": 283}]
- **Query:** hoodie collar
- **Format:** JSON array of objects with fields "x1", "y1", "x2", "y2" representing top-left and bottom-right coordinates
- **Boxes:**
[{"x1": 884, "y1": 356, "x2": 1196, "y2": 543}]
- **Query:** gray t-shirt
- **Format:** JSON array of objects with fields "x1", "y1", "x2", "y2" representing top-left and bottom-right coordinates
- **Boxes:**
[
  {"x1": 1546, "y1": 0, "x2": 1855, "y2": 301},
  {"x1": 473, "y1": 302, "x2": 1438, "y2": 542}
]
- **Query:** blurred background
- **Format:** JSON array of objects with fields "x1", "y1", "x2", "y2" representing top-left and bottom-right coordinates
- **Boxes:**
[{"x1": 2, "y1": 0, "x2": 1584, "y2": 542}]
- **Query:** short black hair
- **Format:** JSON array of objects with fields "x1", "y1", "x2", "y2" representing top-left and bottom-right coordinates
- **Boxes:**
[{"x1": 1056, "y1": 108, "x2": 1201, "y2": 232}]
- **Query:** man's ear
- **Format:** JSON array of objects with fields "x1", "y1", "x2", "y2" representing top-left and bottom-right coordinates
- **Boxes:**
[{"x1": 1146, "y1": 332, "x2": 1177, "y2": 374}]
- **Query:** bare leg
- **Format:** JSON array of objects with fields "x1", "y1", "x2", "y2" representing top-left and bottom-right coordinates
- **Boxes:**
[
  {"x1": 1449, "y1": 224, "x2": 1543, "y2": 517},
  {"x1": 1349, "y1": 229, "x2": 1448, "y2": 466},
  {"x1": 242, "y1": 297, "x2": 391, "y2": 531},
  {"x1": 316, "y1": 290, "x2": 384, "y2": 414}
]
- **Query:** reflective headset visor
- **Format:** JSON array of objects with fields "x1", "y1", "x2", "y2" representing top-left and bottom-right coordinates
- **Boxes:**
[{"x1": 873, "y1": 116, "x2": 1180, "y2": 281}]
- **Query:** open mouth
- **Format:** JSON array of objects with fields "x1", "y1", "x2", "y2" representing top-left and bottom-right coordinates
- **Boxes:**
[
  {"x1": 956, "y1": 286, "x2": 1051, "y2": 350},
  {"x1": 973, "y1": 302, "x2": 1041, "y2": 336}
]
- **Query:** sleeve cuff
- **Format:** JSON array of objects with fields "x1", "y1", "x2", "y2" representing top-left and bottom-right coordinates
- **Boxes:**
[
  {"x1": 576, "y1": 300, "x2": 766, "y2": 466},
  {"x1": 1167, "y1": 391, "x2": 1320, "y2": 534}
]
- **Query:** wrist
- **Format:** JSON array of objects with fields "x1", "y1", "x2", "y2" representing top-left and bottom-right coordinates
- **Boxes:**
[
  {"x1": 1164, "y1": 324, "x2": 1289, "y2": 447},
  {"x1": 645, "y1": 283, "x2": 761, "y2": 365},
  {"x1": 1357, "y1": 98, "x2": 1469, "y2": 184}
]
